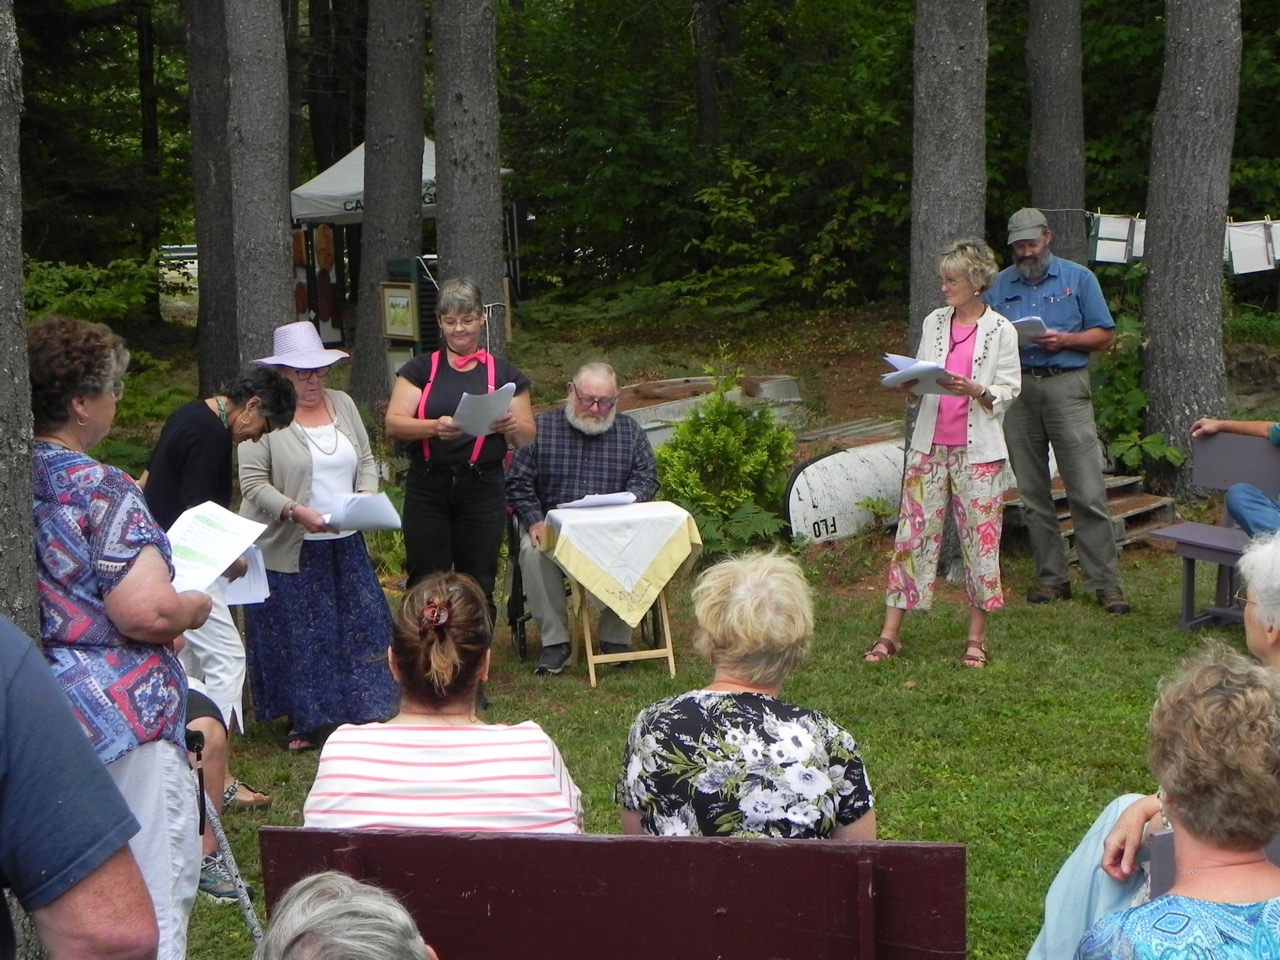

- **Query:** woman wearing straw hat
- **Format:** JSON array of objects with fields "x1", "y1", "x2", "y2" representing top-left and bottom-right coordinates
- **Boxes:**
[{"x1": 239, "y1": 321, "x2": 398, "y2": 752}]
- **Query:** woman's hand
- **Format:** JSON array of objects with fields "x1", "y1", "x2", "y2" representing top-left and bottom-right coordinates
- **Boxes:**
[
  {"x1": 104, "y1": 546, "x2": 212, "y2": 644},
  {"x1": 222, "y1": 556, "x2": 249, "y2": 582},
  {"x1": 435, "y1": 415, "x2": 464, "y2": 441},
  {"x1": 896, "y1": 379, "x2": 919, "y2": 395},
  {"x1": 291, "y1": 504, "x2": 337, "y2": 535},
  {"x1": 938, "y1": 375, "x2": 987, "y2": 400},
  {"x1": 489, "y1": 410, "x2": 519, "y2": 437},
  {"x1": 1100, "y1": 793, "x2": 1162, "y2": 881}
]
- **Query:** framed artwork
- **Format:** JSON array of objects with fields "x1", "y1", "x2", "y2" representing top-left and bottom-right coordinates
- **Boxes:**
[
  {"x1": 379, "y1": 282, "x2": 419, "y2": 341},
  {"x1": 386, "y1": 346, "x2": 415, "y2": 388}
]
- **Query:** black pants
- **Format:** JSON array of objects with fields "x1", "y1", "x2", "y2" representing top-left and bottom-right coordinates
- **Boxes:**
[{"x1": 402, "y1": 459, "x2": 507, "y2": 609}]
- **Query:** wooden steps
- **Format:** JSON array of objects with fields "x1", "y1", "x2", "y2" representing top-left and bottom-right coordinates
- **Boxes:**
[{"x1": 1002, "y1": 474, "x2": 1175, "y2": 552}]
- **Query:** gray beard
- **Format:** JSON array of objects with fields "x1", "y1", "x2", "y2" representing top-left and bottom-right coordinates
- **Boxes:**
[
  {"x1": 1015, "y1": 249, "x2": 1051, "y2": 281},
  {"x1": 565, "y1": 403, "x2": 616, "y2": 436}
]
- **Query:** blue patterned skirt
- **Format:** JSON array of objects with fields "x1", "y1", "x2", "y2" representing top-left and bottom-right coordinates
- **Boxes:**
[{"x1": 244, "y1": 535, "x2": 397, "y2": 733}]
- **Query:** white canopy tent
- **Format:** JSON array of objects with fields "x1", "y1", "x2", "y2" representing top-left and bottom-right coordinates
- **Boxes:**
[{"x1": 290, "y1": 138, "x2": 438, "y2": 225}]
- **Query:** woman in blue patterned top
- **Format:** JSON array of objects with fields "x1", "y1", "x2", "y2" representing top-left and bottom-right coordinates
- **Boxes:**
[
  {"x1": 28, "y1": 315, "x2": 213, "y2": 960},
  {"x1": 616, "y1": 551, "x2": 875, "y2": 839},
  {"x1": 1075, "y1": 646, "x2": 1280, "y2": 960}
]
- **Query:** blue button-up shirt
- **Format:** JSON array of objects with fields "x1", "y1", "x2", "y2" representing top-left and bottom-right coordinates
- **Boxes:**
[
  {"x1": 506, "y1": 407, "x2": 659, "y2": 529},
  {"x1": 983, "y1": 254, "x2": 1114, "y2": 369}
]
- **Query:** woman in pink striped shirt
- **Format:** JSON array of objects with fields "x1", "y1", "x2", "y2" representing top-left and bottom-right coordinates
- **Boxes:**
[{"x1": 304, "y1": 572, "x2": 583, "y2": 832}]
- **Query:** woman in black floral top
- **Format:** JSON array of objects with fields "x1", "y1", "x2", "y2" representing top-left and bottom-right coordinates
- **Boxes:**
[{"x1": 616, "y1": 551, "x2": 875, "y2": 839}]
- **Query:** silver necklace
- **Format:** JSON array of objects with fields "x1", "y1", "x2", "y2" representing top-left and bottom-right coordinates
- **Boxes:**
[
  {"x1": 1179, "y1": 856, "x2": 1266, "y2": 878},
  {"x1": 294, "y1": 399, "x2": 339, "y2": 456}
]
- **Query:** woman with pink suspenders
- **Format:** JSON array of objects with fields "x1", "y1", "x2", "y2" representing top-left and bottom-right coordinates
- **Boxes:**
[{"x1": 386, "y1": 279, "x2": 536, "y2": 611}]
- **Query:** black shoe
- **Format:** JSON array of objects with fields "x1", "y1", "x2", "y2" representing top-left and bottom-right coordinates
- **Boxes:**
[
  {"x1": 534, "y1": 644, "x2": 572, "y2": 676},
  {"x1": 600, "y1": 641, "x2": 631, "y2": 668},
  {"x1": 1027, "y1": 583, "x2": 1072, "y2": 604},
  {"x1": 1097, "y1": 587, "x2": 1131, "y2": 615}
]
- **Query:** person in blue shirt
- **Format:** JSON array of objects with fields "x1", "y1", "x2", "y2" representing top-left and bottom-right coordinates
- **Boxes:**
[
  {"x1": 984, "y1": 208, "x2": 1130, "y2": 615},
  {"x1": 1188, "y1": 416, "x2": 1280, "y2": 536}
]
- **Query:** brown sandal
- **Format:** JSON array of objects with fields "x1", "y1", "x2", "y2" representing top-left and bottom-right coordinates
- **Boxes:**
[
  {"x1": 864, "y1": 637, "x2": 901, "y2": 663},
  {"x1": 961, "y1": 639, "x2": 988, "y2": 668}
]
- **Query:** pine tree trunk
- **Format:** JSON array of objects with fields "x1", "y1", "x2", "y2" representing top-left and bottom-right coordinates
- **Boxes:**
[
  {"x1": 0, "y1": 0, "x2": 38, "y2": 639},
  {"x1": 350, "y1": 0, "x2": 424, "y2": 413},
  {"x1": 433, "y1": 0, "x2": 506, "y2": 358},
  {"x1": 908, "y1": 0, "x2": 987, "y2": 349},
  {"x1": 1026, "y1": 0, "x2": 1086, "y2": 266},
  {"x1": 1141, "y1": 0, "x2": 1240, "y2": 497}
]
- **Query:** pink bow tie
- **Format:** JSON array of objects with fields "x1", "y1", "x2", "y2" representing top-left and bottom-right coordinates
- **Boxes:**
[{"x1": 452, "y1": 349, "x2": 489, "y2": 367}]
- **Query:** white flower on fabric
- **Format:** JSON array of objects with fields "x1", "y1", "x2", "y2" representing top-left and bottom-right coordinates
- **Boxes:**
[
  {"x1": 740, "y1": 786, "x2": 787, "y2": 827},
  {"x1": 722, "y1": 726, "x2": 749, "y2": 748},
  {"x1": 656, "y1": 813, "x2": 693, "y2": 836},
  {"x1": 638, "y1": 734, "x2": 662, "y2": 773},
  {"x1": 784, "y1": 764, "x2": 832, "y2": 801},
  {"x1": 739, "y1": 736, "x2": 770, "y2": 767},
  {"x1": 695, "y1": 761, "x2": 738, "y2": 794},
  {"x1": 831, "y1": 766, "x2": 856, "y2": 797},
  {"x1": 786, "y1": 801, "x2": 823, "y2": 827},
  {"x1": 769, "y1": 722, "x2": 817, "y2": 763},
  {"x1": 625, "y1": 753, "x2": 646, "y2": 791}
]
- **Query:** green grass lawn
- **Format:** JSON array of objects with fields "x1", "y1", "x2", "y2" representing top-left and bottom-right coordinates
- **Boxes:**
[{"x1": 190, "y1": 539, "x2": 1241, "y2": 960}]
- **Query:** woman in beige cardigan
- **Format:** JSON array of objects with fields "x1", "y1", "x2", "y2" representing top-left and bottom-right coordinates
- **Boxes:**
[{"x1": 240, "y1": 322, "x2": 397, "y2": 751}]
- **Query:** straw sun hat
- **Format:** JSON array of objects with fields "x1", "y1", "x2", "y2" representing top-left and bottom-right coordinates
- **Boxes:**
[{"x1": 255, "y1": 321, "x2": 349, "y2": 369}]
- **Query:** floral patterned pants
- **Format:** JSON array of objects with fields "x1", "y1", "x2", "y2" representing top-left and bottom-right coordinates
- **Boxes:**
[{"x1": 885, "y1": 444, "x2": 1006, "y2": 612}]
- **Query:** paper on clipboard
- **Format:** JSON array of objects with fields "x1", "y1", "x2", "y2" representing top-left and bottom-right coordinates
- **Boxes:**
[
  {"x1": 322, "y1": 492, "x2": 402, "y2": 531},
  {"x1": 556, "y1": 492, "x2": 638, "y2": 509},
  {"x1": 168, "y1": 501, "x2": 267, "y2": 594},
  {"x1": 452, "y1": 382, "x2": 516, "y2": 437},
  {"x1": 880, "y1": 354, "x2": 951, "y2": 395},
  {"x1": 1011, "y1": 316, "x2": 1048, "y2": 345}
]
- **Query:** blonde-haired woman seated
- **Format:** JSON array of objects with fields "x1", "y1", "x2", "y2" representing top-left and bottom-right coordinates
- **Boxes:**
[
  {"x1": 1075, "y1": 646, "x2": 1280, "y2": 958},
  {"x1": 304, "y1": 572, "x2": 582, "y2": 833},
  {"x1": 616, "y1": 551, "x2": 875, "y2": 839}
]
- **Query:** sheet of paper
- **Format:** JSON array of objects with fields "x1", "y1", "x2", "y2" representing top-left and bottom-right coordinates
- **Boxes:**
[
  {"x1": 1011, "y1": 316, "x2": 1048, "y2": 345},
  {"x1": 556, "y1": 492, "x2": 638, "y2": 509},
  {"x1": 168, "y1": 501, "x2": 267, "y2": 594},
  {"x1": 322, "y1": 492, "x2": 403, "y2": 531},
  {"x1": 880, "y1": 354, "x2": 951, "y2": 395},
  {"x1": 223, "y1": 545, "x2": 269, "y2": 605},
  {"x1": 1227, "y1": 221, "x2": 1274, "y2": 275},
  {"x1": 452, "y1": 382, "x2": 516, "y2": 437}
]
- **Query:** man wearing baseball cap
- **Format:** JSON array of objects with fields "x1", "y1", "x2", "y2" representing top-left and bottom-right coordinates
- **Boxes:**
[{"x1": 984, "y1": 208, "x2": 1130, "y2": 614}]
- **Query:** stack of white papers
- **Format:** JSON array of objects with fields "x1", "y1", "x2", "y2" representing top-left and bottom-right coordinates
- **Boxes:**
[
  {"x1": 322, "y1": 492, "x2": 402, "y2": 531},
  {"x1": 880, "y1": 354, "x2": 951, "y2": 396},
  {"x1": 1011, "y1": 316, "x2": 1048, "y2": 345},
  {"x1": 169, "y1": 502, "x2": 267, "y2": 594},
  {"x1": 556, "y1": 492, "x2": 638, "y2": 509},
  {"x1": 452, "y1": 383, "x2": 516, "y2": 437},
  {"x1": 224, "y1": 546, "x2": 269, "y2": 605}
]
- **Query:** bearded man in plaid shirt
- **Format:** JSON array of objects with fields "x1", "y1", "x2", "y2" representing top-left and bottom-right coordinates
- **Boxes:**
[{"x1": 506, "y1": 362, "x2": 659, "y2": 675}]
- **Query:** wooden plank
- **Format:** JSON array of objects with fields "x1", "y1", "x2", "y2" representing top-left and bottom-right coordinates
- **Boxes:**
[{"x1": 260, "y1": 829, "x2": 966, "y2": 960}]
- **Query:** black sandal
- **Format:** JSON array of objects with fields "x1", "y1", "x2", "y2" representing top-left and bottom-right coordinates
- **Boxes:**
[{"x1": 281, "y1": 730, "x2": 316, "y2": 752}]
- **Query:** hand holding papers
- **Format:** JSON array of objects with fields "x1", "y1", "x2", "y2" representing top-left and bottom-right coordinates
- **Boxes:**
[
  {"x1": 452, "y1": 382, "x2": 516, "y2": 437},
  {"x1": 223, "y1": 546, "x2": 269, "y2": 605},
  {"x1": 880, "y1": 354, "x2": 951, "y2": 396},
  {"x1": 1011, "y1": 316, "x2": 1048, "y2": 345},
  {"x1": 322, "y1": 492, "x2": 402, "y2": 532},
  {"x1": 168, "y1": 501, "x2": 267, "y2": 594},
  {"x1": 556, "y1": 492, "x2": 638, "y2": 509}
]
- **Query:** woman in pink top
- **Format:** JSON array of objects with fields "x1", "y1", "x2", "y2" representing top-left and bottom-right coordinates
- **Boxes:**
[
  {"x1": 865, "y1": 238, "x2": 1021, "y2": 667},
  {"x1": 304, "y1": 572, "x2": 583, "y2": 833}
]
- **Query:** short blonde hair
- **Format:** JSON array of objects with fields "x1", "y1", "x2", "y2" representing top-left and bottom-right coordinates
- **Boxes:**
[
  {"x1": 1148, "y1": 643, "x2": 1280, "y2": 850},
  {"x1": 692, "y1": 550, "x2": 814, "y2": 687},
  {"x1": 937, "y1": 237, "x2": 999, "y2": 292}
]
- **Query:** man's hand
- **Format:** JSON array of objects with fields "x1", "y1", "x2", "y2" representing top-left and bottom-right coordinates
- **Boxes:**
[
  {"x1": 1100, "y1": 794, "x2": 1162, "y2": 882},
  {"x1": 528, "y1": 521, "x2": 546, "y2": 549},
  {"x1": 1031, "y1": 330, "x2": 1069, "y2": 352},
  {"x1": 222, "y1": 556, "x2": 249, "y2": 582},
  {"x1": 1189, "y1": 418, "x2": 1223, "y2": 439}
]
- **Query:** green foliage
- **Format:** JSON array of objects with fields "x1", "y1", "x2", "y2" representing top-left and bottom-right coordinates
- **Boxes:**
[
  {"x1": 655, "y1": 374, "x2": 794, "y2": 560},
  {"x1": 1224, "y1": 304, "x2": 1280, "y2": 349},
  {"x1": 1090, "y1": 264, "x2": 1186, "y2": 472},
  {"x1": 89, "y1": 349, "x2": 196, "y2": 477},
  {"x1": 24, "y1": 254, "x2": 159, "y2": 322},
  {"x1": 855, "y1": 496, "x2": 897, "y2": 528}
]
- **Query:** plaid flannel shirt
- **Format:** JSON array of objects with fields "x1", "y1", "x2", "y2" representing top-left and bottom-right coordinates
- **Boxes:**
[{"x1": 506, "y1": 408, "x2": 658, "y2": 529}]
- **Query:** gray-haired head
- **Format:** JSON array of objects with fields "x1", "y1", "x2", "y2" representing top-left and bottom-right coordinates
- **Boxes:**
[
  {"x1": 434, "y1": 278, "x2": 484, "y2": 318},
  {"x1": 254, "y1": 871, "x2": 431, "y2": 960}
]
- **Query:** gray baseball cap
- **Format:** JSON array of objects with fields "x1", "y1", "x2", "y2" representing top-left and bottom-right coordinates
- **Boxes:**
[{"x1": 1007, "y1": 207, "x2": 1050, "y2": 245}]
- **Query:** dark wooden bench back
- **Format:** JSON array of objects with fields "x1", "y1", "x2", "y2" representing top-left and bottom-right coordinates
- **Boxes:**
[
  {"x1": 1192, "y1": 433, "x2": 1280, "y2": 519},
  {"x1": 259, "y1": 827, "x2": 966, "y2": 960}
]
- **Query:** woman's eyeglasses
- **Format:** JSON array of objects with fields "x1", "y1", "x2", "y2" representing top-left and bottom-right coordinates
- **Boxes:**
[
  {"x1": 1234, "y1": 587, "x2": 1255, "y2": 606},
  {"x1": 440, "y1": 314, "x2": 483, "y2": 329},
  {"x1": 293, "y1": 367, "x2": 329, "y2": 381},
  {"x1": 109, "y1": 379, "x2": 125, "y2": 400}
]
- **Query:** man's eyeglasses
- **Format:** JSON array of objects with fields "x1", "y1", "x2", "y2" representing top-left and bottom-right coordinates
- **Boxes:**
[
  {"x1": 440, "y1": 314, "x2": 483, "y2": 329},
  {"x1": 293, "y1": 367, "x2": 329, "y2": 381},
  {"x1": 1234, "y1": 588, "x2": 1256, "y2": 606},
  {"x1": 571, "y1": 384, "x2": 617, "y2": 411}
]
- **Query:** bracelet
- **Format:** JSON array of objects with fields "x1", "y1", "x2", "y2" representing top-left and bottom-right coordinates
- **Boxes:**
[{"x1": 284, "y1": 501, "x2": 298, "y2": 522}]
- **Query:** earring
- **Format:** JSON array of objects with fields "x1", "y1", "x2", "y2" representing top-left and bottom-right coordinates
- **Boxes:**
[
  {"x1": 76, "y1": 415, "x2": 88, "y2": 426},
  {"x1": 240, "y1": 414, "x2": 252, "y2": 425}
]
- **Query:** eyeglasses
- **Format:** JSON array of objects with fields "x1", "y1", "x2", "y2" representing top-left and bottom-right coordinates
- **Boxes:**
[
  {"x1": 1234, "y1": 588, "x2": 1256, "y2": 606},
  {"x1": 293, "y1": 367, "x2": 329, "y2": 381},
  {"x1": 109, "y1": 379, "x2": 125, "y2": 400},
  {"x1": 440, "y1": 314, "x2": 483, "y2": 329},
  {"x1": 571, "y1": 384, "x2": 617, "y2": 411}
]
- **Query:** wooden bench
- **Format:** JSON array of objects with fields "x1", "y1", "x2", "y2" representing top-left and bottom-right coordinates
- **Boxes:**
[
  {"x1": 1148, "y1": 432, "x2": 1280, "y2": 629},
  {"x1": 259, "y1": 827, "x2": 966, "y2": 960}
]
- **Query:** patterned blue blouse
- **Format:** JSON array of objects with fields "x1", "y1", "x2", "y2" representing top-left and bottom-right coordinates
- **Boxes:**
[
  {"x1": 32, "y1": 442, "x2": 187, "y2": 764},
  {"x1": 1075, "y1": 893, "x2": 1280, "y2": 959}
]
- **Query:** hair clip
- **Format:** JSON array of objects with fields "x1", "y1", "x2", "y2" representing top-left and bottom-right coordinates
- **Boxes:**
[{"x1": 421, "y1": 602, "x2": 450, "y2": 629}]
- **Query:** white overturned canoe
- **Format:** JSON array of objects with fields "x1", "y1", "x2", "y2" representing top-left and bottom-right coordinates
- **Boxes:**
[{"x1": 784, "y1": 441, "x2": 907, "y2": 543}]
